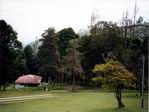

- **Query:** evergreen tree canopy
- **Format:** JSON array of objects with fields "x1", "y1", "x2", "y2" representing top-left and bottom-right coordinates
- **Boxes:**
[
  {"x1": 0, "y1": 20, "x2": 22, "y2": 90},
  {"x1": 57, "y1": 28, "x2": 79, "y2": 58},
  {"x1": 38, "y1": 28, "x2": 60, "y2": 82},
  {"x1": 24, "y1": 45, "x2": 39, "y2": 74}
]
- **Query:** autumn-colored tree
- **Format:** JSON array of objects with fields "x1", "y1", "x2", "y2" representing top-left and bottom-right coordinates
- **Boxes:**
[
  {"x1": 63, "y1": 39, "x2": 82, "y2": 92},
  {"x1": 92, "y1": 59, "x2": 136, "y2": 108}
]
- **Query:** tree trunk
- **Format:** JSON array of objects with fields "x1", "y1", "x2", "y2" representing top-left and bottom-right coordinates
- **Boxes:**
[
  {"x1": 116, "y1": 89, "x2": 125, "y2": 108},
  {"x1": 72, "y1": 71, "x2": 75, "y2": 92},
  {"x1": 60, "y1": 73, "x2": 63, "y2": 85},
  {"x1": 3, "y1": 83, "x2": 6, "y2": 91},
  {"x1": 117, "y1": 97, "x2": 125, "y2": 108},
  {"x1": 124, "y1": 25, "x2": 127, "y2": 48}
]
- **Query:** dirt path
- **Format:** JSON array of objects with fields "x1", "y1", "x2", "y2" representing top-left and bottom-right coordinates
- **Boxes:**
[{"x1": 0, "y1": 94, "x2": 54, "y2": 103}]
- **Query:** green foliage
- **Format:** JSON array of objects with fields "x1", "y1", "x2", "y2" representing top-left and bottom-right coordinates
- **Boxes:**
[
  {"x1": 80, "y1": 21, "x2": 123, "y2": 86},
  {"x1": 24, "y1": 45, "x2": 39, "y2": 74},
  {"x1": 79, "y1": 20, "x2": 148, "y2": 89},
  {"x1": 13, "y1": 49, "x2": 27, "y2": 79},
  {"x1": 38, "y1": 28, "x2": 60, "y2": 82},
  {"x1": 24, "y1": 45, "x2": 33, "y2": 59},
  {"x1": 0, "y1": 20, "x2": 23, "y2": 90},
  {"x1": 92, "y1": 59, "x2": 136, "y2": 107},
  {"x1": 57, "y1": 27, "x2": 79, "y2": 58},
  {"x1": 123, "y1": 30, "x2": 148, "y2": 89},
  {"x1": 1, "y1": 18, "x2": 147, "y2": 92}
]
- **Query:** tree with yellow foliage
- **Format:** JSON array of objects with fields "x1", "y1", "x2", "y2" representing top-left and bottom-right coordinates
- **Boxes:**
[{"x1": 92, "y1": 59, "x2": 136, "y2": 108}]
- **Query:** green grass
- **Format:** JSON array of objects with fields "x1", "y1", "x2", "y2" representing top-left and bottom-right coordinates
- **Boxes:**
[
  {"x1": 0, "y1": 90, "x2": 148, "y2": 112},
  {"x1": 0, "y1": 85, "x2": 66, "y2": 98}
]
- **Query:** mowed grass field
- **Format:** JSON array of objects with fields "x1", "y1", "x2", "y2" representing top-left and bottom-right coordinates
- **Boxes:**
[{"x1": 0, "y1": 89, "x2": 148, "y2": 112}]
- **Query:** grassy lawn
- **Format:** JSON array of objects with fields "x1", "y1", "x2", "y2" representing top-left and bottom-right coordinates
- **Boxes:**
[
  {"x1": 0, "y1": 89, "x2": 148, "y2": 112},
  {"x1": 0, "y1": 85, "x2": 66, "y2": 98}
]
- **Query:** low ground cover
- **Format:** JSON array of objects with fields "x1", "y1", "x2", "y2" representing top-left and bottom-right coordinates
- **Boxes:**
[{"x1": 0, "y1": 88, "x2": 148, "y2": 112}]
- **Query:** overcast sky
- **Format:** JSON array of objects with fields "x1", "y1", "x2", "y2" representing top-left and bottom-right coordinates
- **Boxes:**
[{"x1": 0, "y1": 0, "x2": 149, "y2": 45}]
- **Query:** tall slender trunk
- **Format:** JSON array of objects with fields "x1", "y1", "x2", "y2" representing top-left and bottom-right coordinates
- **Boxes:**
[
  {"x1": 63, "y1": 74, "x2": 66, "y2": 85},
  {"x1": 124, "y1": 25, "x2": 127, "y2": 48},
  {"x1": 72, "y1": 71, "x2": 75, "y2": 92},
  {"x1": 3, "y1": 83, "x2": 6, "y2": 91},
  {"x1": 61, "y1": 73, "x2": 64, "y2": 85}
]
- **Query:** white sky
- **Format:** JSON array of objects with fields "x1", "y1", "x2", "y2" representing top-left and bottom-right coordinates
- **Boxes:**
[{"x1": 0, "y1": 0, "x2": 149, "y2": 45}]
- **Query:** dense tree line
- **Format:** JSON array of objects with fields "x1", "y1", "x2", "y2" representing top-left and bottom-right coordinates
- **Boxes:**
[
  {"x1": 0, "y1": 20, "x2": 25, "y2": 90},
  {"x1": 80, "y1": 20, "x2": 148, "y2": 89},
  {"x1": 0, "y1": 18, "x2": 148, "y2": 91}
]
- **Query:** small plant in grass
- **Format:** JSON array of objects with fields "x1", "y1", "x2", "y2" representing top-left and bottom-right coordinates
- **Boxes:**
[{"x1": 92, "y1": 59, "x2": 136, "y2": 108}]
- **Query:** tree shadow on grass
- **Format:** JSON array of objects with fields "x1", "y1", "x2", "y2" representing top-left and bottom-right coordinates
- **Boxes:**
[
  {"x1": 86, "y1": 107, "x2": 136, "y2": 112},
  {"x1": 113, "y1": 107, "x2": 136, "y2": 112}
]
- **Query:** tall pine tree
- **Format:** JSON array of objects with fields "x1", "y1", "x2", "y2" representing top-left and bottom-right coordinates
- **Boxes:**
[{"x1": 38, "y1": 28, "x2": 60, "y2": 83}]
